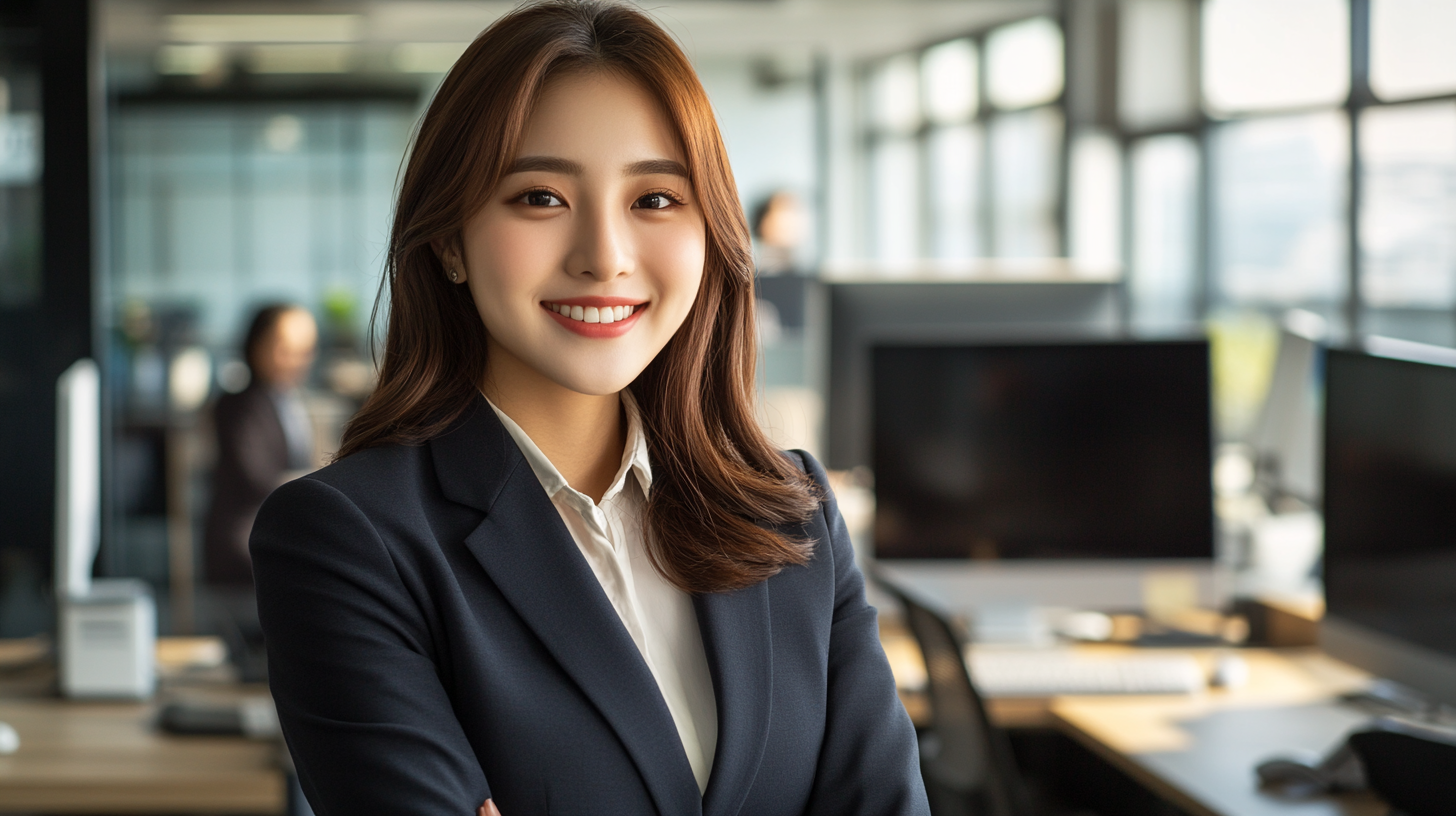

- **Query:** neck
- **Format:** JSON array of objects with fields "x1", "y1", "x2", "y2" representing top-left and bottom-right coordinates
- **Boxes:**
[{"x1": 481, "y1": 347, "x2": 625, "y2": 504}]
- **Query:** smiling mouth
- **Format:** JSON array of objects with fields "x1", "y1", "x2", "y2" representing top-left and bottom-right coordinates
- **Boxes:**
[{"x1": 542, "y1": 301, "x2": 645, "y2": 325}]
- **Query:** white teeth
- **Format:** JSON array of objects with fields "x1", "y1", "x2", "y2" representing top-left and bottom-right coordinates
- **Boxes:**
[{"x1": 547, "y1": 303, "x2": 640, "y2": 323}]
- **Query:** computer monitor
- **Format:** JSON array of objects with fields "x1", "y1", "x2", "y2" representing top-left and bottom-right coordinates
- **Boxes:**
[
  {"x1": 826, "y1": 279, "x2": 1122, "y2": 471},
  {"x1": 871, "y1": 340, "x2": 1219, "y2": 613},
  {"x1": 1321, "y1": 343, "x2": 1456, "y2": 708}
]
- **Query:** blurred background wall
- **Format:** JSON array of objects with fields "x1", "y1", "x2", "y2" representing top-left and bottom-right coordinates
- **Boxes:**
[{"x1": 2, "y1": 0, "x2": 1454, "y2": 637}]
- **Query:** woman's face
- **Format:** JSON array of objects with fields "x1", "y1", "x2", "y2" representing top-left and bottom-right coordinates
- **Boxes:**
[{"x1": 453, "y1": 70, "x2": 706, "y2": 399}]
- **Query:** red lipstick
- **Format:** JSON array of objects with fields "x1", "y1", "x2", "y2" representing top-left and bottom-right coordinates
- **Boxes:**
[{"x1": 541, "y1": 298, "x2": 648, "y2": 339}]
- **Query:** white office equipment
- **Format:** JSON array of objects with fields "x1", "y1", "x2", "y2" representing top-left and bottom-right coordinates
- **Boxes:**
[
  {"x1": 1249, "y1": 312, "x2": 1326, "y2": 504},
  {"x1": 54, "y1": 358, "x2": 100, "y2": 601},
  {"x1": 967, "y1": 648, "x2": 1206, "y2": 697},
  {"x1": 54, "y1": 359, "x2": 156, "y2": 700},
  {"x1": 60, "y1": 579, "x2": 156, "y2": 698}
]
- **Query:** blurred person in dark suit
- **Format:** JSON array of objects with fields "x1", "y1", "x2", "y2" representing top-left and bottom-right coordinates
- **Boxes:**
[{"x1": 204, "y1": 303, "x2": 318, "y2": 587}]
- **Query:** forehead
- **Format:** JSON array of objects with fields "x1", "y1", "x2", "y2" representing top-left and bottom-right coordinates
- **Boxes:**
[{"x1": 516, "y1": 69, "x2": 684, "y2": 165}]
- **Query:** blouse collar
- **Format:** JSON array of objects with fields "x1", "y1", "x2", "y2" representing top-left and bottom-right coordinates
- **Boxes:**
[{"x1": 483, "y1": 388, "x2": 652, "y2": 506}]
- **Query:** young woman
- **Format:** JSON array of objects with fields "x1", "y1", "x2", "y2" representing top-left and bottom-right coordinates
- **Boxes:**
[{"x1": 249, "y1": 2, "x2": 927, "y2": 814}]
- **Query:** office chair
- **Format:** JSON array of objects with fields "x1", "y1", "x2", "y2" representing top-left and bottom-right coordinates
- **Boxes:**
[{"x1": 874, "y1": 571, "x2": 1033, "y2": 816}]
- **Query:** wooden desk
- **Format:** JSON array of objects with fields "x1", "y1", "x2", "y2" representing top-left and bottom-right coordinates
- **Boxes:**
[
  {"x1": 1050, "y1": 649, "x2": 1387, "y2": 816},
  {"x1": 0, "y1": 639, "x2": 287, "y2": 814},
  {"x1": 0, "y1": 697, "x2": 286, "y2": 814},
  {"x1": 881, "y1": 623, "x2": 1391, "y2": 816}
]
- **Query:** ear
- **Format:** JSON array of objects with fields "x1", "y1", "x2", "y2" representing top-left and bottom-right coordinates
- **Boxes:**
[{"x1": 430, "y1": 237, "x2": 467, "y2": 284}]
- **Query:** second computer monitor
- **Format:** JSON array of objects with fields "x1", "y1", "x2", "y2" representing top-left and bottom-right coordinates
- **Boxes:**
[
  {"x1": 1322, "y1": 346, "x2": 1456, "y2": 706},
  {"x1": 872, "y1": 340, "x2": 1213, "y2": 562}
]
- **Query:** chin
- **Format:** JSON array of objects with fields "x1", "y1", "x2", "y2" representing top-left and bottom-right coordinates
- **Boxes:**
[{"x1": 543, "y1": 364, "x2": 646, "y2": 398}]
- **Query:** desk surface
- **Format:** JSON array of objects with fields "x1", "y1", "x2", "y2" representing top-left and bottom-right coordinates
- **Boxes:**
[
  {"x1": 0, "y1": 639, "x2": 286, "y2": 815},
  {"x1": 882, "y1": 620, "x2": 1392, "y2": 816},
  {"x1": 1051, "y1": 649, "x2": 1387, "y2": 816},
  {"x1": 0, "y1": 695, "x2": 286, "y2": 814}
]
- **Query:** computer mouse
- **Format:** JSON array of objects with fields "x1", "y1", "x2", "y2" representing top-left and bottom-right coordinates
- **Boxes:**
[
  {"x1": 1211, "y1": 653, "x2": 1250, "y2": 689},
  {"x1": 1255, "y1": 754, "x2": 1324, "y2": 788},
  {"x1": 0, "y1": 721, "x2": 18, "y2": 755}
]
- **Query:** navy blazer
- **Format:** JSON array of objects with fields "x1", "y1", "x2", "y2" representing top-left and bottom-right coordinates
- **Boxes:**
[{"x1": 251, "y1": 395, "x2": 928, "y2": 816}]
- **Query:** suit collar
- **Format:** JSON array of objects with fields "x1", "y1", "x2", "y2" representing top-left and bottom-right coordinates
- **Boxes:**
[
  {"x1": 437, "y1": 398, "x2": 702, "y2": 815},
  {"x1": 433, "y1": 396, "x2": 778, "y2": 815},
  {"x1": 429, "y1": 394, "x2": 521, "y2": 515}
]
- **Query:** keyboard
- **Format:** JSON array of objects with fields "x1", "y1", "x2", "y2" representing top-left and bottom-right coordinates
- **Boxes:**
[{"x1": 967, "y1": 649, "x2": 1206, "y2": 697}]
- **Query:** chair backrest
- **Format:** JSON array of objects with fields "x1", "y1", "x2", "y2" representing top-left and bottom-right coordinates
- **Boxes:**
[{"x1": 875, "y1": 571, "x2": 1030, "y2": 816}]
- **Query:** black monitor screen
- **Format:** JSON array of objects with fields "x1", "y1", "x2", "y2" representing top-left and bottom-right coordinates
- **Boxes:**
[
  {"x1": 1324, "y1": 349, "x2": 1456, "y2": 660},
  {"x1": 872, "y1": 341, "x2": 1213, "y2": 560}
]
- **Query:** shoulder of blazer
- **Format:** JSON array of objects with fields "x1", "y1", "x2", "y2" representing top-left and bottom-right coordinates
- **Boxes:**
[
  {"x1": 288, "y1": 439, "x2": 441, "y2": 529},
  {"x1": 295, "y1": 396, "x2": 526, "y2": 523}
]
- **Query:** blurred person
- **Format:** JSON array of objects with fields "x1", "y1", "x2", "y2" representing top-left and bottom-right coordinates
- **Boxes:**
[
  {"x1": 750, "y1": 189, "x2": 810, "y2": 276},
  {"x1": 203, "y1": 304, "x2": 318, "y2": 587},
  {"x1": 248, "y1": 2, "x2": 926, "y2": 814}
]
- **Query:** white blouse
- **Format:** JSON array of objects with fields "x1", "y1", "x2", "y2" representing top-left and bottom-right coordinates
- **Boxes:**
[{"x1": 484, "y1": 391, "x2": 719, "y2": 793}]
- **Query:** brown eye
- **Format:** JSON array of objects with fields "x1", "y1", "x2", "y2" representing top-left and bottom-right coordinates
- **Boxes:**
[
  {"x1": 635, "y1": 192, "x2": 673, "y2": 210},
  {"x1": 523, "y1": 190, "x2": 564, "y2": 207}
]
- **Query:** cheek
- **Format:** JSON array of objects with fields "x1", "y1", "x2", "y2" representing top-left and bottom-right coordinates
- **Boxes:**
[
  {"x1": 470, "y1": 217, "x2": 559, "y2": 295},
  {"x1": 646, "y1": 221, "x2": 708, "y2": 311}
]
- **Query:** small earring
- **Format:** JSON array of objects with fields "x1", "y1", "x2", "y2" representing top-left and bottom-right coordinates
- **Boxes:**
[{"x1": 448, "y1": 267, "x2": 459, "y2": 283}]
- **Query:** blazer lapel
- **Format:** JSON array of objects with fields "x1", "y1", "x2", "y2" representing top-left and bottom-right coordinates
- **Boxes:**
[
  {"x1": 431, "y1": 399, "x2": 702, "y2": 816},
  {"x1": 694, "y1": 581, "x2": 773, "y2": 816}
]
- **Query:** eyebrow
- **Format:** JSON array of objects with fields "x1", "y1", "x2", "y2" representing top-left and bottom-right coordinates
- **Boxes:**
[
  {"x1": 625, "y1": 158, "x2": 689, "y2": 178},
  {"x1": 503, "y1": 155, "x2": 689, "y2": 178}
]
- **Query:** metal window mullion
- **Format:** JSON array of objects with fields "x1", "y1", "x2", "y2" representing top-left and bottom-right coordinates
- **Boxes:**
[{"x1": 1347, "y1": 0, "x2": 1370, "y2": 341}]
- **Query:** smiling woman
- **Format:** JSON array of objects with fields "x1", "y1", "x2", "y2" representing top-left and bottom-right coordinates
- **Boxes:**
[{"x1": 248, "y1": 2, "x2": 927, "y2": 815}]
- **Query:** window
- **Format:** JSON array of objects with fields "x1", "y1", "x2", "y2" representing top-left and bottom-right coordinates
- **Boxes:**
[
  {"x1": 1069, "y1": 130, "x2": 1123, "y2": 273},
  {"x1": 849, "y1": 0, "x2": 1456, "y2": 349},
  {"x1": 1119, "y1": 0, "x2": 1198, "y2": 131},
  {"x1": 926, "y1": 124, "x2": 981, "y2": 259},
  {"x1": 990, "y1": 108, "x2": 1063, "y2": 258},
  {"x1": 1370, "y1": 0, "x2": 1456, "y2": 102},
  {"x1": 858, "y1": 17, "x2": 1066, "y2": 267},
  {"x1": 922, "y1": 39, "x2": 977, "y2": 124},
  {"x1": 111, "y1": 102, "x2": 413, "y2": 349},
  {"x1": 1202, "y1": 0, "x2": 1349, "y2": 115},
  {"x1": 1360, "y1": 102, "x2": 1456, "y2": 310},
  {"x1": 985, "y1": 18, "x2": 1063, "y2": 111},
  {"x1": 1129, "y1": 135, "x2": 1200, "y2": 333},
  {"x1": 1212, "y1": 113, "x2": 1349, "y2": 312}
]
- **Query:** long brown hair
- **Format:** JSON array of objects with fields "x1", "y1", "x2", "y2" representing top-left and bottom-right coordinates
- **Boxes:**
[{"x1": 338, "y1": 0, "x2": 819, "y2": 593}]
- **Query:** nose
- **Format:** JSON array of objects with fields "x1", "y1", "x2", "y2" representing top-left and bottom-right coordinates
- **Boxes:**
[{"x1": 566, "y1": 200, "x2": 633, "y2": 282}]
